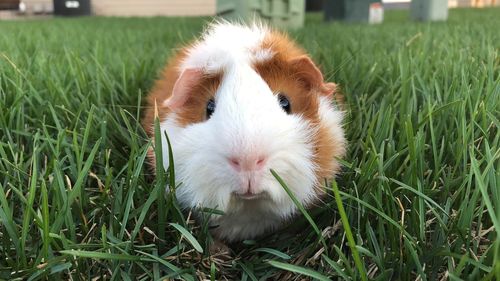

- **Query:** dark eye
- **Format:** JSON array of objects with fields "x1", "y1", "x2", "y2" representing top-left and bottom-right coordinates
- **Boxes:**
[
  {"x1": 278, "y1": 94, "x2": 291, "y2": 114},
  {"x1": 206, "y1": 98, "x2": 216, "y2": 119}
]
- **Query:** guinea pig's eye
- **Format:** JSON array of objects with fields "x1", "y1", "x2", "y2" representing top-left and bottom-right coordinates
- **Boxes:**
[
  {"x1": 206, "y1": 98, "x2": 216, "y2": 119},
  {"x1": 278, "y1": 94, "x2": 291, "y2": 114}
]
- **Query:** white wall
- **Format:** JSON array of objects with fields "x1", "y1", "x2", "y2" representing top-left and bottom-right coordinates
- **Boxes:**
[
  {"x1": 21, "y1": 0, "x2": 216, "y2": 16},
  {"x1": 92, "y1": 0, "x2": 215, "y2": 16}
]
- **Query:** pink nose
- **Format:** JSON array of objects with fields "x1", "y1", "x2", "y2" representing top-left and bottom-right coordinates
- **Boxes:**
[{"x1": 228, "y1": 155, "x2": 267, "y2": 172}]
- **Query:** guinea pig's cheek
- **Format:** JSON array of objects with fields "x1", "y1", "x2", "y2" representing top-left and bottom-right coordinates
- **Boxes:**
[
  {"x1": 175, "y1": 157, "x2": 233, "y2": 211},
  {"x1": 259, "y1": 119, "x2": 318, "y2": 212},
  {"x1": 159, "y1": 121, "x2": 225, "y2": 209}
]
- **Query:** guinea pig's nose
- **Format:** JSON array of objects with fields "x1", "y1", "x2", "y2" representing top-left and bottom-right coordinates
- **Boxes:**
[{"x1": 228, "y1": 155, "x2": 267, "y2": 172}]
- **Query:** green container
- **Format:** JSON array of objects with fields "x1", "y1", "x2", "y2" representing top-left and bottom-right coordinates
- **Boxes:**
[
  {"x1": 324, "y1": 0, "x2": 380, "y2": 23},
  {"x1": 216, "y1": 0, "x2": 305, "y2": 29},
  {"x1": 411, "y1": 0, "x2": 448, "y2": 21}
]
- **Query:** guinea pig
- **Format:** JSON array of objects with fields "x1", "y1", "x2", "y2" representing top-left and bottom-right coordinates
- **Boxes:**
[{"x1": 142, "y1": 22, "x2": 346, "y2": 242}]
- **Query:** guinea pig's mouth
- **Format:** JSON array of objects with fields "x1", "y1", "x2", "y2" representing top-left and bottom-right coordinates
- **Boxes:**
[{"x1": 232, "y1": 191, "x2": 268, "y2": 200}]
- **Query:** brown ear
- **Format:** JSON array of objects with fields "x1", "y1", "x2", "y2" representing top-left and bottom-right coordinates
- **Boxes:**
[
  {"x1": 163, "y1": 68, "x2": 203, "y2": 110},
  {"x1": 289, "y1": 55, "x2": 336, "y2": 97}
]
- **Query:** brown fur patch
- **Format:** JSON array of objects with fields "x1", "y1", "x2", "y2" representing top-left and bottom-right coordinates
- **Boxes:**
[
  {"x1": 255, "y1": 30, "x2": 345, "y2": 184},
  {"x1": 173, "y1": 73, "x2": 221, "y2": 126},
  {"x1": 142, "y1": 48, "x2": 222, "y2": 173},
  {"x1": 142, "y1": 49, "x2": 187, "y2": 138},
  {"x1": 254, "y1": 56, "x2": 320, "y2": 122}
]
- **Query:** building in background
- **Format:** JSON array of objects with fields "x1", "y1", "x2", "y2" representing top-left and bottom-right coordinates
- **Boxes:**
[
  {"x1": 0, "y1": 0, "x2": 498, "y2": 17},
  {"x1": 0, "y1": 0, "x2": 19, "y2": 10}
]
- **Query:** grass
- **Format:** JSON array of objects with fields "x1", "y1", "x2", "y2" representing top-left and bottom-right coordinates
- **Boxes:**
[{"x1": 0, "y1": 7, "x2": 499, "y2": 280}]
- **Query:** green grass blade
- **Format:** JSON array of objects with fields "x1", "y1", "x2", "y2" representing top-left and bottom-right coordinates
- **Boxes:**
[
  {"x1": 331, "y1": 180, "x2": 367, "y2": 281},
  {"x1": 20, "y1": 137, "x2": 39, "y2": 266},
  {"x1": 41, "y1": 180, "x2": 50, "y2": 262},
  {"x1": 154, "y1": 117, "x2": 167, "y2": 244},
  {"x1": 67, "y1": 138, "x2": 102, "y2": 207},
  {"x1": 267, "y1": 260, "x2": 330, "y2": 281},
  {"x1": 136, "y1": 250, "x2": 195, "y2": 281},
  {"x1": 130, "y1": 187, "x2": 158, "y2": 242},
  {"x1": 169, "y1": 223, "x2": 203, "y2": 253},
  {"x1": 0, "y1": 183, "x2": 21, "y2": 258},
  {"x1": 253, "y1": 248, "x2": 291, "y2": 260},
  {"x1": 470, "y1": 152, "x2": 500, "y2": 232},
  {"x1": 322, "y1": 254, "x2": 351, "y2": 280},
  {"x1": 237, "y1": 262, "x2": 258, "y2": 281},
  {"x1": 60, "y1": 250, "x2": 142, "y2": 261}
]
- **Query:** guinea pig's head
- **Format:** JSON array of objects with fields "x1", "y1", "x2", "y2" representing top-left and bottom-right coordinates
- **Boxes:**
[{"x1": 148, "y1": 22, "x2": 345, "y2": 223}]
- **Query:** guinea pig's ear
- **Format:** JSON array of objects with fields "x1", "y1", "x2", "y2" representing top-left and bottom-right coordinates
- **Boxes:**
[
  {"x1": 290, "y1": 55, "x2": 336, "y2": 97},
  {"x1": 163, "y1": 68, "x2": 203, "y2": 110}
]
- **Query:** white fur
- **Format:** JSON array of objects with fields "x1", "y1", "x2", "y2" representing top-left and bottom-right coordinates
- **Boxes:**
[
  {"x1": 318, "y1": 96, "x2": 346, "y2": 161},
  {"x1": 181, "y1": 21, "x2": 273, "y2": 73},
  {"x1": 159, "y1": 23, "x2": 343, "y2": 241}
]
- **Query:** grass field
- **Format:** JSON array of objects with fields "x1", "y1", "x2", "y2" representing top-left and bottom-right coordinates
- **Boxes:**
[{"x1": 0, "y1": 8, "x2": 499, "y2": 280}]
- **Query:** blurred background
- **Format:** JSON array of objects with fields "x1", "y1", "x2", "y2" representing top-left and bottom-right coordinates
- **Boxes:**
[{"x1": 0, "y1": 0, "x2": 498, "y2": 25}]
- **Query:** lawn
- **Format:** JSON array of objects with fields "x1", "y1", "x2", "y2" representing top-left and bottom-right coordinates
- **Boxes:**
[{"x1": 0, "y1": 7, "x2": 499, "y2": 280}]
